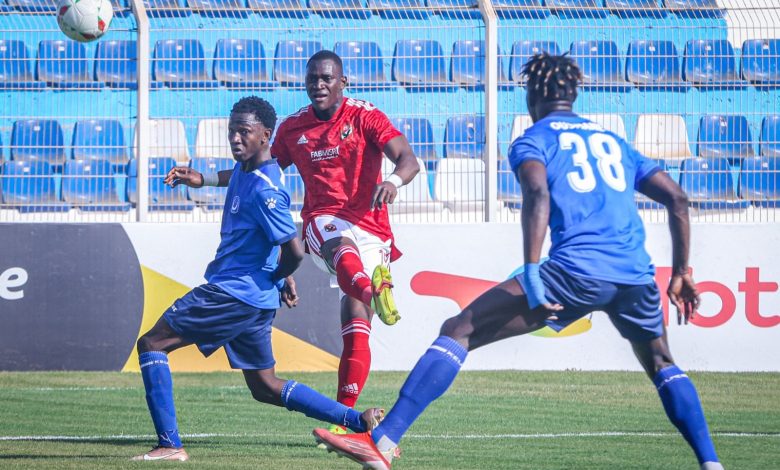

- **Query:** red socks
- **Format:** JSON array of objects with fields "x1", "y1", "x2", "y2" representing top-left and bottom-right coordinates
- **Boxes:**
[
  {"x1": 337, "y1": 319, "x2": 372, "y2": 408},
  {"x1": 333, "y1": 245, "x2": 373, "y2": 306}
]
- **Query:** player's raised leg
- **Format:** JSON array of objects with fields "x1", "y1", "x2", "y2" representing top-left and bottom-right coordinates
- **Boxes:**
[
  {"x1": 632, "y1": 334, "x2": 723, "y2": 470},
  {"x1": 133, "y1": 316, "x2": 193, "y2": 462},
  {"x1": 242, "y1": 368, "x2": 384, "y2": 433},
  {"x1": 314, "y1": 278, "x2": 551, "y2": 467}
]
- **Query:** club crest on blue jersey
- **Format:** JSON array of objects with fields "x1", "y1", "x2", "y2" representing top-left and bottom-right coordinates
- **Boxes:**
[{"x1": 230, "y1": 196, "x2": 240, "y2": 214}]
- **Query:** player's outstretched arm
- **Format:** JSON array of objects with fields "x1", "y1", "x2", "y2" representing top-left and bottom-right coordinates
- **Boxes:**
[
  {"x1": 517, "y1": 160, "x2": 563, "y2": 315},
  {"x1": 372, "y1": 135, "x2": 420, "y2": 209},
  {"x1": 164, "y1": 167, "x2": 233, "y2": 188},
  {"x1": 639, "y1": 171, "x2": 700, "y2": 324}
]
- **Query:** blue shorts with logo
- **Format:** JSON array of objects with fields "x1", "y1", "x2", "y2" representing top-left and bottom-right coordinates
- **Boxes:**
[
  {"x1": 163, "y1": 284, "x2": 276, "y2": 370},
  {"x1": 514, "y1": 260, "x2": 664, "y2": 342}
]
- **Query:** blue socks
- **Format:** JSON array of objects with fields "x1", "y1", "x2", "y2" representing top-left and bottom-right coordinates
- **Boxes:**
[
  {"x1": 139, "y1": 351, "x2": 182, "y2": 448},
  {"x1": 280, "y1": 380, "x2": 367, "y2": 432},
  {"x1": 654, "y1": 365, "x2": 719, "y2": 464},
  {"x1": 372, "y1": 336, "x2": 468, "y2": 448}
]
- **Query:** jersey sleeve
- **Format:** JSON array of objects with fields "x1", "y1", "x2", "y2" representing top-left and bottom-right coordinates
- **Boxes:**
[
  {"x1": 362, "y1": 107, "x2": 403, "y2": 151},
  {"x1": 507, "y1": 132, "x2": 546, "y2": 174},
  {"x1": 254, "y1": 187, "x2": 298, "y2": 246},
  {"x1": 271, "y1": 123, "x2": 292, "y2": 169},
  {"x1": 627, "y1": 144, "x2": 662, "y2": 190}
]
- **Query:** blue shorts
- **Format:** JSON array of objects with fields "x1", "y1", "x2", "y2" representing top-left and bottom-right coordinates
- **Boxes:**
[
  {"x1": 163, "y1": 284, "x2": 276, "y2": 370},
  {"x1": 514, "y1": 260, "x2": 664, "y2": 342}
]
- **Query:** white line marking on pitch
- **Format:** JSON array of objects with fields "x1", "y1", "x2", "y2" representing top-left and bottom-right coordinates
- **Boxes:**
[{"x1": 0, "y1": 431, "x2": 777, "y2": 442}]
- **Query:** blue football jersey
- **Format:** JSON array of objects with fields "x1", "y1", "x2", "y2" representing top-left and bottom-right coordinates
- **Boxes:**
[
  {"x1": 508, "y1": 112, "x2": 661, "y2": 285},
  {"x1": 204, "y1": 159, "x2": 298, "y2": 308}
]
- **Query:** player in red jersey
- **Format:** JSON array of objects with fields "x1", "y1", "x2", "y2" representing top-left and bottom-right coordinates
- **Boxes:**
[{"x1": 272, "y1": 50, "x2": 420, "y2": 437}]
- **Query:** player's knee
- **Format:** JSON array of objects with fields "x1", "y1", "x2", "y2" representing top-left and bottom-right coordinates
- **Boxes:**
[
  {"x1": 136, "y1": 335, "x2": 154, "y2": 354},
  {"x1": 248, "y1": 375, "x2": 284, "y2": 405},
  {"x1": 440, "y1": 315, "x2": 470, "y2": 343}
]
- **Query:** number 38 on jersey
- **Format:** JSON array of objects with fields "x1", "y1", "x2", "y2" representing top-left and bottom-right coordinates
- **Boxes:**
[{"x1": 560, "y1": 132, "x2": 627, "y2": 193}]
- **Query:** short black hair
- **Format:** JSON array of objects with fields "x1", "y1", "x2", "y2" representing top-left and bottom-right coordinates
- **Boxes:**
[
  {"x1": 522, "y1": 53, "x2": 582, "y2": 106},
  {"x1": 230, "y1": 96, "x2": 277, "y2": 130},
  {"x1": 306, "y1": 50, "x2": 344, "y2": 72}
]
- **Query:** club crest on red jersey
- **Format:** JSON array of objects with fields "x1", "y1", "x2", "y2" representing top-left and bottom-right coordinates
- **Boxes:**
[
  {"x1": 340, "y1": 123, "x2": 353, "y2": 140},
  {"x1": 324, "y1": 223, "x2": 337, "y2": 232}
]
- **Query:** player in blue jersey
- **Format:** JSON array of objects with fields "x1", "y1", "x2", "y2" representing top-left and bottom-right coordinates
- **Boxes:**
[
  {"x1": 313, "y1": 54, "x2": 723, "y2": 470},
  {"x1": 131, "y1": 96, "x2": 385, "y2": 462}
]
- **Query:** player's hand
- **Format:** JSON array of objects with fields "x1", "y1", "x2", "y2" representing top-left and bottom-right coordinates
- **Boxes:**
[
  {"x1": 668, "y1": 272, "x2": 700, "y2": 325},
  {"x1": 371, "y1": 182, "x2": 398, "y2": 210},
  {"x1": 534, "y1": 302, "x2": 563, "y2": 321},
  {"x1": 164, "y1": 166, "x2": 204, "y2": 188},
  {"x1": 280, "y1": 276, "x2": 299, "y2": 308}
]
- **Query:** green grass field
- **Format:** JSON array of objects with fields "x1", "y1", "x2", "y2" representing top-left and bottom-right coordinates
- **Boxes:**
[{"x1": 1, "y1": 371, "x2": 778, "y2": 469}]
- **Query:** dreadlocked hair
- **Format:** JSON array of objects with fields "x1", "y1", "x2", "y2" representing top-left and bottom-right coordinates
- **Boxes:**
[
  {"x1": 231, "y1": 96, "x2": 277, "y2": 130},
  {"x1": 521, "y1": 53, "x2": 582, "y2": 104}
]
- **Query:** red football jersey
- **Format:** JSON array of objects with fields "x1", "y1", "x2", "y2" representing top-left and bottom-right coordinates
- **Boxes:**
[{"x1": 272, "y1": 97, "x2": 403, "y2": 259}]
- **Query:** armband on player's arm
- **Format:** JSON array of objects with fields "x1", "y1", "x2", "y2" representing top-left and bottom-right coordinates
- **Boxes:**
[
  {"x1": 201, "y1": 171, "x2": 219, "y2": 187},
  {"x1": 384, "y1": 173, "x2": 404, "y2": 189},
  {"x1": 519, "y1": 263, "x2": 549, "y2": 310}
]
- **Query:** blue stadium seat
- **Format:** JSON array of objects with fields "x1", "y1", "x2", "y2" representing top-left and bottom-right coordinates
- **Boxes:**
[
  {"x1": 37, "y1": 40, "x2": 102, "y2": 89},
  {"x1": 7, "y1": 0, "x2": 55, "y2": 12},
  {"x1": 663, "y1": 0, "x2": 722, "y2": 18},
  {"x1": 188, "y1": 157, "x2": 235, "y2": 210},
  {"x1": 493, "y1": 0, "x2": 548, "y2": 19},
  {"x1": 680, "y1": 157, "x2": 748, "y2": 210},
  {"x1": 0, "y1": 39, "x2": 44, "y2": 90},
  {"x1": 309, "y1": 0, "x2": 371, "y2": 18},
  {"x1": 569, "y1": 40, "x2": 626, "y2": 88},
  {"x1": 450, "y1": 40, "x2": 510, "y2": 89},
  {"x1": 127, "y1": 157, "x2": 195, "y2": 211},
  {"x1": 392, "y1": 39, "x2": 454, "y2": 91},
  {"x1": 283, "y1": 166, "x2": 305, "y2": 211},
  {"x1": 444, "y1": 115, "x2": 485, "y2": 159},
  {"x1": 143, "y1": 0, "x2": 191, "y2": 17},
  {"x1": 546, "y1": 0, "x2": 607, "y2": 18},
  {"x1": 95, "y1": 40, "x2": 161, "y2": 89},
  {"x1": 153, "y1": 39, "x2": 217, "y2": 88},
  {"x1": 0, "y1": 0, "x2": 13, "y2": 12},
  {"x1": 368, "y1": 0, "x2": 428, "y2": 19},
  {"x1": 72, "y1": 120, "x2": 129, "y2": 168},
  {"x1": 740, "y1": 155, "x2": 779, "y2": 207},
  {"x1": 334, "y1": 41, "x2": 390, "y2": 90},
  {"x1": 509, "y1": 41, "x2": 560, "y2": 83},
  {"x1": 683, "y1": 39, "x2": 740, "y2": 86},
  {"x1": 498, "y1": 158, "x2": 521, "y2": 209},
  {"x1": 213, "y1": 38, "x2": 276, "y2": 89},
  {"x1": 10, "y1": 119, "x2": 66, "y2": 167},
  {"x1": 187, "y1": 0, "x2": 248, "y2": 17},
  {"x1": 273, "y1": 40, "x2": 323, "y2": 87},
  {"x1": 760, "y1": 115, "x2": 780, "y2": 157},
  {"x1": 697, "y1": 115, "x2": 754, "y2": 164},
  {"x1": 606, "y1": 0, "x2": 664, "y2": 17},
  {"x1": 1, "y1": 160, "x2": 69, "y2": 212},
  {"x1": 247, "y1": 0, "x2": 308, "y2": 17},
  {"x1": 740, "y1": 39, "x2": 780, "y2": 85},
  {"x1": 391, "y1": 117, "x2": 436, "y2": 161},
  {"x1": 426, "y1": 0, "x2": 481, "y2": 19},
  {"x1": 626, "y1": 40, "x2": 683, "y2": 88},
  {"x1": 62, "y1": 159, "x2": 130, "y2": 211}
]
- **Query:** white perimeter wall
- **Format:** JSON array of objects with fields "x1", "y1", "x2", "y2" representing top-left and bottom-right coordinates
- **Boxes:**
[{"x1": 125, "y1": 223, "x2": 780, "y2": 372}]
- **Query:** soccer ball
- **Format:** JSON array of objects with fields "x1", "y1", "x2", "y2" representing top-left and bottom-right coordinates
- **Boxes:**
[{"x1": 56, "y1": 0, "x2": 114, "y2": 43}]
